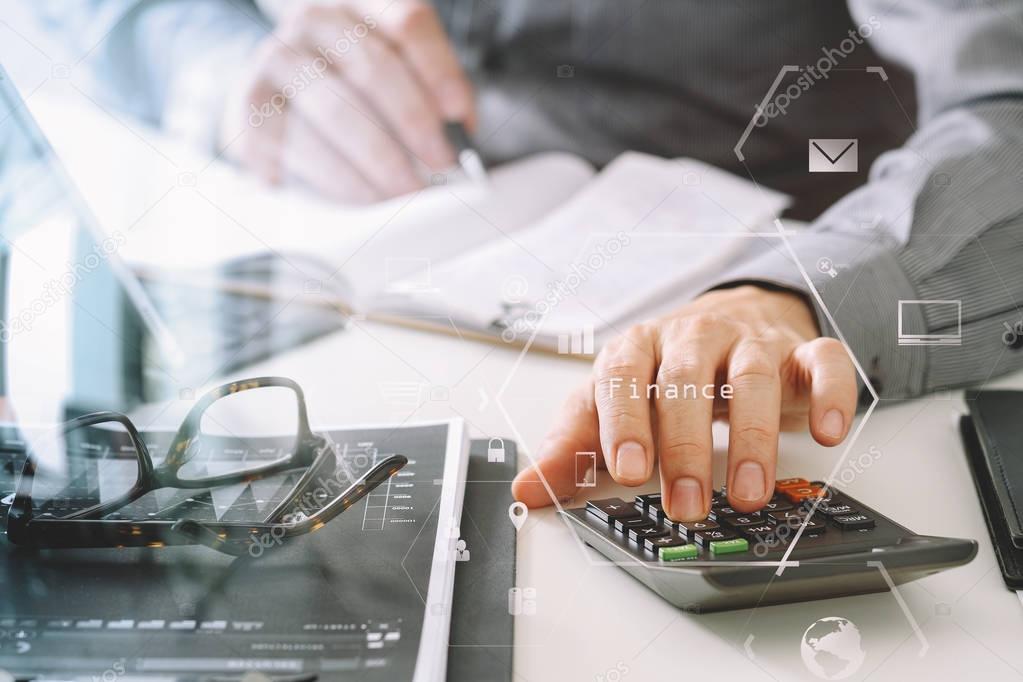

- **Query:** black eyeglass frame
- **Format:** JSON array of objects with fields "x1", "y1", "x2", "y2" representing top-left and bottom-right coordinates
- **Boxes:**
[{"x1": 5, "y1": 376, "x2": 406, "y2": 555}]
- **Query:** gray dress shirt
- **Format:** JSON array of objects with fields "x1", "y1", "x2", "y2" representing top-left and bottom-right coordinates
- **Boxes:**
[{"x1": 33, "y1": 0, "x2": 1023, "y2": 402}]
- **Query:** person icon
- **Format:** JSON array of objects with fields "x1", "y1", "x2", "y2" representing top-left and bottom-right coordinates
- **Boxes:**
[{"x1": 455, "y1": 539, "x2": 470, "y2": 562}]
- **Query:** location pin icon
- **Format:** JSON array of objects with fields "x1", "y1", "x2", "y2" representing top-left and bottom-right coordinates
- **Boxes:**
[{"x1": 508, "y1": 502, "x2": 528, "y2": 531}]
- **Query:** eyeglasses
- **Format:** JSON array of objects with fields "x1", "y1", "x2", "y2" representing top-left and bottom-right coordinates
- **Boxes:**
[{"x1": 4, "y1": 376, "x2": 406, "y2": 556}]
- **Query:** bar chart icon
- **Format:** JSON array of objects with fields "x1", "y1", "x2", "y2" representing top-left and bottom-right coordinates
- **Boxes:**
[{"x1": 557, "y1": 325, "x2": 595, "y2": 355}]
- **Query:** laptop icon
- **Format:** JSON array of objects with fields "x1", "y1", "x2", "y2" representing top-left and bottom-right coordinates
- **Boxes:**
[{"x1": 897, "y1": 300, "x2": 962, "y2": 346}]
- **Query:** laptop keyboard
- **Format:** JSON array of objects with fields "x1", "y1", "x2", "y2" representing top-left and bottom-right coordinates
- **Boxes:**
[
  {"x1": 584, "y1": 477, "x2": 878, "y2": 561},
  {"x1": 142, "y1": 278, "x2": 347, "y2": 380}
]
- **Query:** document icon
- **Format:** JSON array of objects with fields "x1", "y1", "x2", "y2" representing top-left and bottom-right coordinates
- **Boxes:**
[{"x1": 808, "y1": 139, "x2": 858, "y2": 173}]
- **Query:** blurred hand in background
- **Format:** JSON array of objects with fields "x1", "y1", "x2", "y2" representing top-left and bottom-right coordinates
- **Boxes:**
[{"x1": 222, "y1": 0, "x2": 476, "y2": 203}]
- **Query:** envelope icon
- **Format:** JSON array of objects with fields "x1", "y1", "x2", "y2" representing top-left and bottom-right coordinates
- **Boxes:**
[{"x1": 808, "y1": 138, "x2": 858, "y2": 173}]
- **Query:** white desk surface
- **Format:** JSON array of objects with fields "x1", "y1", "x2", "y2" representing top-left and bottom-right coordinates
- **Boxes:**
[{"x1": 234, "y1": 317, "x2": 1023, "y2": 682}]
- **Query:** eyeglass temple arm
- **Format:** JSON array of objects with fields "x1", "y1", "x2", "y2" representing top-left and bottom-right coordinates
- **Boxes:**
[{"x1": 260, "y1": 436, "x2": 337, "y2": 523}]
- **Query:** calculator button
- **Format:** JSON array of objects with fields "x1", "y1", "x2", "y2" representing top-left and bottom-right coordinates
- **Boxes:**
[
  {"x1": 738, "y1": 524, "x2": 776, "y2": 540},
  {"x1": 646, "y1": 503, "x2": 666, "y2": 523},
  {"x1": 629, "y1": 525, "x2": 671, "y2": 543},
  {"x1": 819, "y1": 503, "x2": 857, "y2": 517},
  {"x1": 761, "y1": 499, "x2": 794, "y2": 513},
  {"x1": 694, "y1": 528, "x2": 737, "y2": 546},
  {"x1": 765, "y1": 510, "x2": 806, "y2": 525},
  {"x1": 615, "y1": 518, "x2": 654, "y2": 533},
  {"x1": 800, "y1": 518, "x2": 828, "y2": 536},
  {"x1": 634, "y1": 493, "x2": 662, "y2": 514},
  {"x1": 644, "y1": 535, "x2": 686, "y2": 553},
  {"x1": 831, "y1": 513, "x2": 875, "y2": 530},
  {"x1": 674, "y1": 519, "x2": 719, "y2": 541},
  {"x1": 708, "y1": 506, "x2": 742, "y2": 520},
  {"x1": 660, "y1": 544, "x2": 699, "y2": 561},
  {"x1": 721, "y1": 514, "x2": 762, "y2": 529},
  {"x1": 775, "y1": 477, "x2": 810, "y2": 491},
  {"x1": 781, "y1": 486, "x2": 826, "y2": 503},
  {"x1": 709, "y1": 538, "x2": 749, "y2": 555},
  {"x1": 587, "y1": 498, "x2": 643, "y2": 524}
]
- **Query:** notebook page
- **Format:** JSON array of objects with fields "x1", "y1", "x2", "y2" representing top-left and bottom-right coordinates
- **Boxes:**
[
  {"x1": 120, "y1": 152, "x2": 593, "y2": 307},
  {"x1": 381, "y1": 152, "x2": 790, "y2": 339},
  {"x1": 29, "y1": 93, "x2": 593, "y2": 306}
]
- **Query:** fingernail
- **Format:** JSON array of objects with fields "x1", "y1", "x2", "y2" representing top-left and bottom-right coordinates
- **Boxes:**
[
  {"x1": 821, "y1": 409, "x2": 844, "y2": 439},
  {"x1": 670, "y1": 477, "x2": 703, "y2": 520},
  {"x1": 732, "y1": 461, "x2": 766, "y2": 502},
  {"x1": 615, "y1": 441, "x2": 647, "y2": 481}
]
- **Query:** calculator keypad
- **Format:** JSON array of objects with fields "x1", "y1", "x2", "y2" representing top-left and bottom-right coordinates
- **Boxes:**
[{"x1": 582, "y1": 477, "x2": 877, "y2": 562}]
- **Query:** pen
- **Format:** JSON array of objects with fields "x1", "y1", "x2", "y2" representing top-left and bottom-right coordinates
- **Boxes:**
[{"x1": 444, "y1": 121, "x2": 489, "y2": 184}]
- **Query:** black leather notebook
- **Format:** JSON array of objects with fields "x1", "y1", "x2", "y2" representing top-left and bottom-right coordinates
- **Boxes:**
[
  {"x1": 447, "y1": 439, "x2": 517, "y2": 681},
  {"x1": 960, "y1": 390, "x2": 1023, "y2": 589}
]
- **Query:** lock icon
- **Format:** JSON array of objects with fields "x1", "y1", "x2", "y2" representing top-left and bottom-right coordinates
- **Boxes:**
[{"x1": 487, "y1": 437, "x2": 505, "y2": 463}]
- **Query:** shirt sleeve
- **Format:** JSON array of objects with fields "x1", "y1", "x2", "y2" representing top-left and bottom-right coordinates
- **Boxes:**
[
  {"x1": 31, "y1": 0, "x2": 269, "y2": 150},
  {"x1": 709, "y1": 0, "x2": 1023, "y2": 401}
]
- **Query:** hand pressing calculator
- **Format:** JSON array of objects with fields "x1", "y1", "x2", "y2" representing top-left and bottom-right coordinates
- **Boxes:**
[{"x1": 563, "y1": 477, "x2": 977, "y2": 612}]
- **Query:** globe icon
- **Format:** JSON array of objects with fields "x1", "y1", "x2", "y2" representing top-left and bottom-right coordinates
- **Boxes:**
[{"x1": 800, "y1": 617, "x2": 865, "y2": 680}]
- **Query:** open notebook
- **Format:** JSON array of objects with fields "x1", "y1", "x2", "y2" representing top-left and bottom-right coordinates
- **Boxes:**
[
  {"x1": 30, "y1": 93, "x2": 789, "y2": 353},
  {"x1": 125, "y1": 151, "x2": 790, "y2": 352}
]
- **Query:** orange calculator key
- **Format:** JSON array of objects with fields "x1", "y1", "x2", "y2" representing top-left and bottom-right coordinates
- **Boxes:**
[
  {"x1": 782, "y1": 485, "x2": 826, "y2": 503},
  {"x1": 774, "y1": 477, "x2": 810, "y2": 491}
]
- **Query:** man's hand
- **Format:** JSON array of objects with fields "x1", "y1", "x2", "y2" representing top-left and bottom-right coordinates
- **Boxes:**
[
  {"x1": 223, "y1": 0, "x2": 475, "y2": 203},
  {"x1": 511, "y1": 285, "x2": 858, "y2": 520}
]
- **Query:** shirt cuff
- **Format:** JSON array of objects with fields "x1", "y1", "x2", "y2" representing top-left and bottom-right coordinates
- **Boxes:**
[{"x1": 706, "y1": 232, "x2": 926, "y2": 401}]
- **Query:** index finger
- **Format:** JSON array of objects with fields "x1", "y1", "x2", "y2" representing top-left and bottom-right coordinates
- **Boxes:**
[{"x1": 592, "y1": 326, "x2": 657, "y2": 486}]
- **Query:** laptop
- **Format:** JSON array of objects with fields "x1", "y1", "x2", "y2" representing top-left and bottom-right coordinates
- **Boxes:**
[
  {"x1": 0, "y1": 65, "x2": 346, "y2": 415},
  {"x1": 897, "y1": 299, "x2": 962, "y2": 346}
]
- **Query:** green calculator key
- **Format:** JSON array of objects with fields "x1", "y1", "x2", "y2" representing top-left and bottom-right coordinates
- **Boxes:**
[
  {"x1": 709, "y1": 538, "x2": 748, "y2": 555},
  {"x1": 660, "y1": 544, "x2": 699, "y2": 561}
]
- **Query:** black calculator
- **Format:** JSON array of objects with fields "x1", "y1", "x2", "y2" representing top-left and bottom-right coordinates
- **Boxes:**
[{"x1": 563, "y1": 478, "x2": 977, "y2": 612}]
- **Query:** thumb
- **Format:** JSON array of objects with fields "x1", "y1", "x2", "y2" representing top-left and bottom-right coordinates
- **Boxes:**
[{"x1": 512, "y1": 381, "x2": 603, "y2": 508}]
